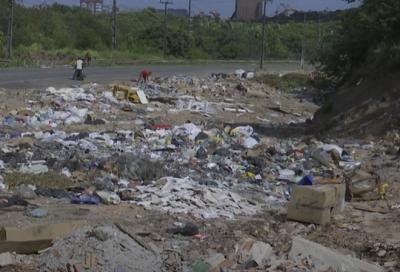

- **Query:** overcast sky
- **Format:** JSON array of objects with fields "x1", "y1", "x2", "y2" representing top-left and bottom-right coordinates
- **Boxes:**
[{"x1": 26, "y1": 0, "x2": 360, "y2": 17}]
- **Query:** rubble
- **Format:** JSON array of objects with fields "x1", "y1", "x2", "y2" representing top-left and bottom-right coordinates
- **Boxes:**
[{"x1": 34, "y1": 225, "x2": 162, "y2": 272}]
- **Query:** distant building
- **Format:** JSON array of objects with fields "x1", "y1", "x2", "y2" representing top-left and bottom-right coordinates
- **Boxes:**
[
  {"x1": 232, "y1": 0, "x2": 263, "y2": 21},
  {"x1": 80, "y1": 0, "x2": 103, "y2": 14}
]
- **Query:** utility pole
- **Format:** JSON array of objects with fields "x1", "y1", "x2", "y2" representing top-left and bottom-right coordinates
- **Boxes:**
[
  {"x1": 260, "y1": 0, "x2": 267, "y2": 70},
  {"x1": 160, "y1": 0, "x2": 172, "y2": 58},
  {"x1": 6, "y1": 0, "x2": 14, "y2": 60},
  {"x1": 318, "y1": 12, "x2": 321, "y2": 45},
  {"x1": 300, "y1": 12, "x2": 306, "y2": 69},
  {"x1": 188, "y1": 0, "x2": 192, "y2": 25},
  {"x1": 112, "y1": 0, "x2": 117, "y2": 50}
]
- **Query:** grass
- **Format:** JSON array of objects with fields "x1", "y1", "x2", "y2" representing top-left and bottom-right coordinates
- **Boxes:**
[
  {"x1": 4, "y1": 171, "x2": 72, "y2": 189},
  {"x1": 256, "y1": 73, "x2": 310, "y2": 90},
  {"x1": 0, "y1": 45, "x2": 303, "y2": 68}
]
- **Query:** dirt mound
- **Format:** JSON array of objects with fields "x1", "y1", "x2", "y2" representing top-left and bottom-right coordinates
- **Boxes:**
[{"x1": 312, "y1": 72, "x2": 400, "y2": 136}]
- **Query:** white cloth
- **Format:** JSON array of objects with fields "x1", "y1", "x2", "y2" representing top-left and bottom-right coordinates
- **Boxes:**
[{"x1": 76, "y1": 59, "x2": 83, "y2": 70}]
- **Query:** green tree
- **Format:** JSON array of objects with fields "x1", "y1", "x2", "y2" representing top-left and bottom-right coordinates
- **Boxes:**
[{"x1": 316, "y1": 0, "x2": 400, "y2": 79}]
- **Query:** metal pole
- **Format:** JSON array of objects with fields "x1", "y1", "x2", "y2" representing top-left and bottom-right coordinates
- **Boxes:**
[
  {"x1": 300, "y1": 12, "x2": 306, "y2": 69},
  {"x1": 188, "y1": 0, "x2": 192, "y2": 25},
  {"x1": 260, "y1": 0, "x2": 267, "y2": 70},
  {"x1": 112, "y1": 0, "x2": 117, "y2": 50},
  {"x1": 163, "y1": 2, "x2": 168, "y2": 58},
  {"x1": 160, "y1": 0, "x2": 172, "y2": 58},
  {"x1": 6, "y1": 0, "x2": 14, "y2": 60},
  {"x1": 318, "y1": 12, "x2": 321, "y2": 45}
]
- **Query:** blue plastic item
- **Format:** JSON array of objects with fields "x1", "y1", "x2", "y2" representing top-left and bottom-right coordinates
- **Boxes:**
[{"x1": 298, "y1": 175, "x2": 313, "y2": 186}]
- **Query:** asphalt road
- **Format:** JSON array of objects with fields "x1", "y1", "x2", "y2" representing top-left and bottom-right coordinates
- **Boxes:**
[{"x1": 0, "y1": 62, "x2": 306, "y2": 89}]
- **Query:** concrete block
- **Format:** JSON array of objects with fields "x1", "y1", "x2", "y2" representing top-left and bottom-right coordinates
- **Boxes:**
[
  {"x1": 287, "y1": 184, "x2": 346, "y2": 225},
  {"x1": 0, "y1": 252, "x2": 15, "y2": 267}
]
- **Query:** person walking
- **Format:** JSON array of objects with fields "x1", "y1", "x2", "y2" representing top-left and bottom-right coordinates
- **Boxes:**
[{"x1": 73, "y1": 57, "x2": 84, "y2": 80}]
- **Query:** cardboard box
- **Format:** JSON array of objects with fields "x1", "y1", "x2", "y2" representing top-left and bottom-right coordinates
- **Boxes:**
[{"x1": 287, "y1": 184, "x2": 346, "y2": 225}]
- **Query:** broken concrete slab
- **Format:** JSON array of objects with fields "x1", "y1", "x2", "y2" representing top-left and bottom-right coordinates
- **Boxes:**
[
  {"x1": 235, "y1": 238, "x2": 273, "y2": 267},
  {"x1": 289, "y1": 237, "x2": 383, "y2": 272}
]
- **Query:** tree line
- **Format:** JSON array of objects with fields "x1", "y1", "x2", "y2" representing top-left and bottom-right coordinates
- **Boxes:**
[
  {"x1": 0, "y1": 1, "x2": 334, "y2": 64},
  {"x1": 316, "y1": 0, "x2": 400, "y2": 81}
]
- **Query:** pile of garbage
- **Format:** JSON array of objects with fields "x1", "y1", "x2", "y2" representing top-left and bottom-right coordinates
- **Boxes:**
[
  {"x1": 0, "y1": 73, "x2": 392, "y2": 271},
  {"x1": 0, "y1": 82, "x2": 369, "y2": 220}
]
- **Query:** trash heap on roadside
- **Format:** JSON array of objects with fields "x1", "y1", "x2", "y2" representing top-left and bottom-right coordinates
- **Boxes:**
[
  {"x1": 0, "y1": 71, "x2": 392, "y2": 271},
  {"x1": 0, "y1": 74, "x2": 382, "y2": 221}
]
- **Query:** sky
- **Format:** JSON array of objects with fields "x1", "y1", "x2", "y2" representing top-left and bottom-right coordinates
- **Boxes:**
[{"x1": 25, "y1": 0, "x2": 360, "y2": 17}]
